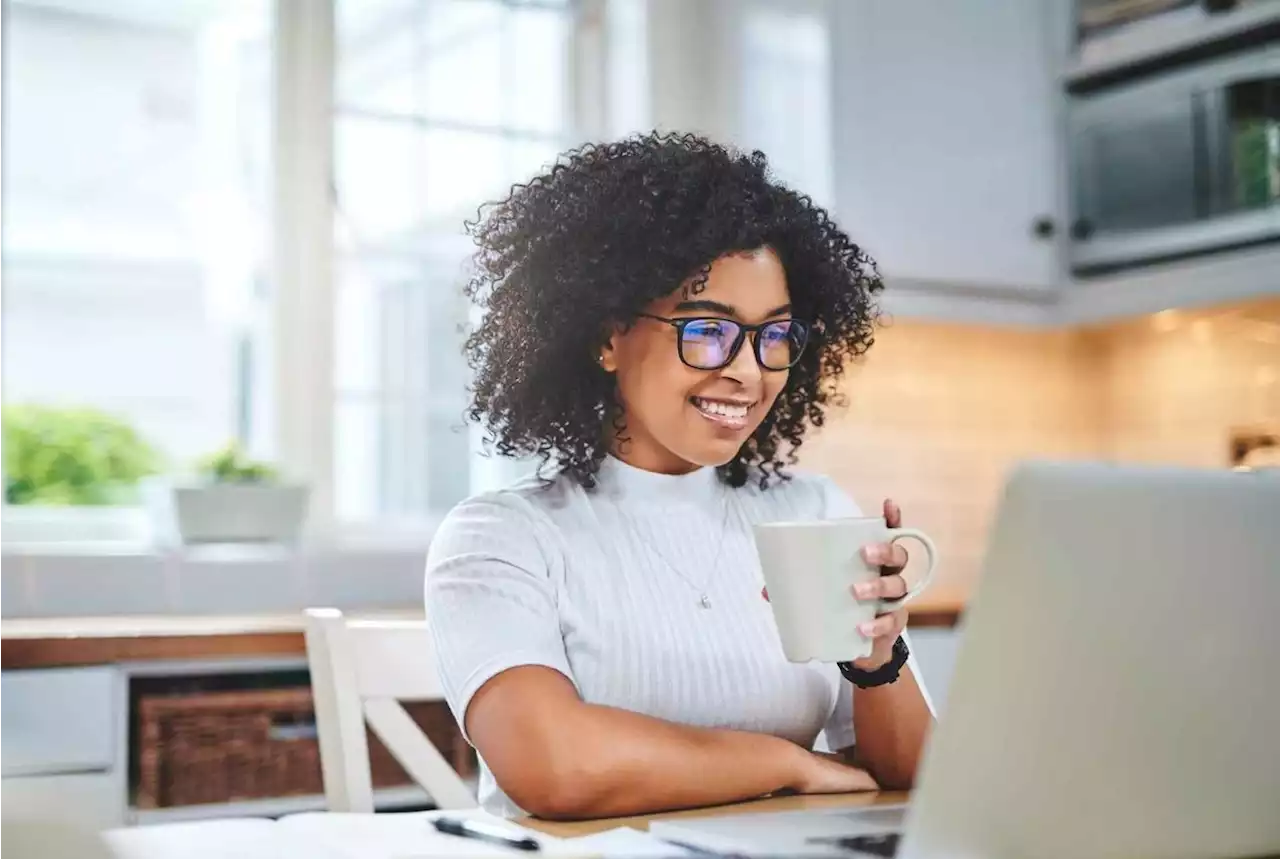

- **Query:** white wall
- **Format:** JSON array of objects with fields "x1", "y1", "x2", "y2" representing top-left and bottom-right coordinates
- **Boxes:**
[{"x1": 830, "y1": 0, "x2": 1063, "y2": 293}]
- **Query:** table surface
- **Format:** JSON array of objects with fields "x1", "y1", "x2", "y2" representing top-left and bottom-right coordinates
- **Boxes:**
[
  {"x1": 1, "y1": 605, "x2": 961, "y2": 669},
  {"x1": 520, "y1": 790, "x2": 911, "y2": 838}
]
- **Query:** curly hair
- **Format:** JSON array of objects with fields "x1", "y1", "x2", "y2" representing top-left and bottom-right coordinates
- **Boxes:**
[{"x1": 464, "y1": 131, "x2": 883, "y2": 489}]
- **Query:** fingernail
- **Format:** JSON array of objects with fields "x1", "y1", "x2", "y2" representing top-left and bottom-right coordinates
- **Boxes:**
[
  {"x1": 862, "y1": 546, "x2": 879, "y2": 564},
  {"x1": 853, "y1": 583, "x2": 874, "y2": 599},
  {"x1": 858, "y1": 623, "x2": 874, "y2": 636}
]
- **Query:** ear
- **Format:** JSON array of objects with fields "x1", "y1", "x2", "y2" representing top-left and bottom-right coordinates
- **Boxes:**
[
  {"x1": 598, "y1": 341, "x2": 618, "y2": 373},
  {"x1": 598, "y1": 328, "x2": 623, "y2": 373}
]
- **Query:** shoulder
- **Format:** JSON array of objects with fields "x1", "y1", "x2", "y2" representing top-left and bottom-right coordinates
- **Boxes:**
[
  {"x1": 732, "y1": 469, "x2": 863, "y2": 522},
  {"x1": 426, "y1": 472, "x2": 577, "y2": 572}
]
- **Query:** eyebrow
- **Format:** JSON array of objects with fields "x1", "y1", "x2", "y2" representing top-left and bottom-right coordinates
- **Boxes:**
[{"x1": 672, "y1": 300, "x2": 792, "y2": 319}]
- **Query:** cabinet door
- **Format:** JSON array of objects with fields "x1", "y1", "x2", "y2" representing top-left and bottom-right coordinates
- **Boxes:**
[
  {"x1": 1, "y1": 667, "x2": 120, "y2": 777},
  {"x1": 1, "y1": 773, "x2": 124, "y2": 829},
  {"x1": 831, "y1": 0, "x2": 1062, "y2": 292}
]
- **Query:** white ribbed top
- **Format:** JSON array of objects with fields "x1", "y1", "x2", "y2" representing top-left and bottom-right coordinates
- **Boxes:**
[{"x1": 424, "y1": 456, "x2": 919, "y2": 816}]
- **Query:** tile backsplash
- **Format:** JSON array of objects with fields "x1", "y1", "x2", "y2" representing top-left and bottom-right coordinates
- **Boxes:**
[{"x1": 802, "y1": 298, "x2": 1280, "y2": 602}]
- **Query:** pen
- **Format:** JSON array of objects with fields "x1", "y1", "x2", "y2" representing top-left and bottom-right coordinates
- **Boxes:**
[{"x1": 432, "y1": 816, "x2": 542, "y2": 852}]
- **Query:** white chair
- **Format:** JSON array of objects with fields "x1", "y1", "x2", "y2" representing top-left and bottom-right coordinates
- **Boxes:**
[{"x1": 303, "y1": 608, "x2": 476, "y2": 813}]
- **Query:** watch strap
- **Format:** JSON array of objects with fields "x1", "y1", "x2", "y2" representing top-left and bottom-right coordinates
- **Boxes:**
[{"x1": 838, "y1": 635, "x2": 909, "y2": 688}]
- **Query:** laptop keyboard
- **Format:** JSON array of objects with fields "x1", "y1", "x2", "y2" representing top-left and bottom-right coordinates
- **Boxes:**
[{"x1": 810, "y1": 832, "x2": 901, "y2": 857}]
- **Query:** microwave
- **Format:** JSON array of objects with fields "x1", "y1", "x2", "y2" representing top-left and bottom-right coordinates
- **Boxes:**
[{"x1": 1067, "y1": 43, "x2": 1279, "y2": 274}]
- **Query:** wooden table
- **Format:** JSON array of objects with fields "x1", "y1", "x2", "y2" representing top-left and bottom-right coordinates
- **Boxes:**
[
  {"x1": 521, "y1": 791, "x2": 910, "y2": 838},
  {"x1": 1, "y1": 606, "x2": 961, "y2": 670}
]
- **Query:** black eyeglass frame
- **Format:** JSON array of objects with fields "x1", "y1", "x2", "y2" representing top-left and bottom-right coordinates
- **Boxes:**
[{"x1": 637, "y1": 313, "x2": 811, "y2": 371}]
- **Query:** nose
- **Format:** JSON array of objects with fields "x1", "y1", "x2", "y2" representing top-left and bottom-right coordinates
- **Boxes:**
[{"x1": 721, "y1": 331, "x2": 763, "y2": 388}]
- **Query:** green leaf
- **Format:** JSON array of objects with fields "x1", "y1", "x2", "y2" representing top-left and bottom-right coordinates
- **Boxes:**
[{"x1": 2, "y1": 404, "x2": 161, "y2": 506}]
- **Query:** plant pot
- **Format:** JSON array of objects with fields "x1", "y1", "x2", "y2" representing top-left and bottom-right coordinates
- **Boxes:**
[{"x1": 159, "y1": 483, "x2": 311, "y2": 545}]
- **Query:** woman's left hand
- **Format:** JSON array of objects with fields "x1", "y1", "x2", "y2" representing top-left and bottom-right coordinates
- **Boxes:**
[{"x1": 848, "y1": 498, "x2": 910, "y2": 671}]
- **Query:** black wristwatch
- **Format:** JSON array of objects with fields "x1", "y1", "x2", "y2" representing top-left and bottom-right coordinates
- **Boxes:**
[{"x1": 838, "y1": 636, "x2": 909, "y2": 688}]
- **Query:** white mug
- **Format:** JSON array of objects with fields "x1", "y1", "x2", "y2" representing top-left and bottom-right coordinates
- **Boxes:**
[{"x1": 753, "y1": 516, "x2": 939, "y2": 662}]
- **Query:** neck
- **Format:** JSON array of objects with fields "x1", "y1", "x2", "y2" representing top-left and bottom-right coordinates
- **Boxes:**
[{"x1": 607, "y1": 419, "x2": 700, "y2": 476}]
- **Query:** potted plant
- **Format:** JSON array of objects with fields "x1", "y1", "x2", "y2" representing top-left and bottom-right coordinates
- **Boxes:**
[
  {"x1": 3, "y1": 404, "x2": 161, "y2": 505},
  {"x1": 163, "y1": 443, "x2": 310, "y2": 544}
]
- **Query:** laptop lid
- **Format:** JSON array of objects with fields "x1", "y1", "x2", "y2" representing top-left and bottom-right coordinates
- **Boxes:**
[{"x1": 900, "y1": 462, "x2": 1280, "y2": 859}]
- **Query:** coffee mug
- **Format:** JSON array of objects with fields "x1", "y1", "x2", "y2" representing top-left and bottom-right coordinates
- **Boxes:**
[{"x1": 753, "y1": 517, "x2": 938, "y2": 662}]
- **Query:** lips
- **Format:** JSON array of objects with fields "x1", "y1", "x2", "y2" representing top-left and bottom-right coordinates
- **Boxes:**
[{"x1": 690, "y1": 396, "x2": 754, "y2": 430}]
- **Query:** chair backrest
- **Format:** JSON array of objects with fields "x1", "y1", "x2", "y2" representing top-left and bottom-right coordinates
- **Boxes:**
[{"x1": 303, "y1": 608, "x2": 476, "y2": 813}]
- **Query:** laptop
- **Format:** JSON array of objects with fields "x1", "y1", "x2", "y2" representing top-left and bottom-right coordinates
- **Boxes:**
[{"x1": 651, "y1": 462, "x2": 1280, "y2": 858}]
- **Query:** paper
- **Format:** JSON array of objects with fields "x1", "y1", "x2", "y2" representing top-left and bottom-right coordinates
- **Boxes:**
[
  {"x1": 276, "y1": 809, "x2": 564, "y2": 859},
  {"x1": 551, "y1": 827, "x2": 697, "y2": 858}
]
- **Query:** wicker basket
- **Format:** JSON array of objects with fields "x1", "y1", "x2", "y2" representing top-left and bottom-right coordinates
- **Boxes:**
[{"x1": 135, "y1": 686, "x2": 473, "y2": 809}]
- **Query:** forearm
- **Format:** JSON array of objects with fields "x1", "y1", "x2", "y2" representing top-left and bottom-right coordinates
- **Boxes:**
[
  {"x1": 511, "y1": 703, "x2": 807, "y2": 819},
  {"x1": 851, "y1": 665, "x2": 933, "y2": 789}
]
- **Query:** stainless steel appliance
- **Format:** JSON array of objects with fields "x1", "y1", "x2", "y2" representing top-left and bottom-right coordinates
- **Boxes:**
[{"x1": 1068, "y1": 42, "x2": 1279, "y2": 273}]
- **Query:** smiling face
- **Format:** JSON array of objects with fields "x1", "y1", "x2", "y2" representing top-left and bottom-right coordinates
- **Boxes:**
[{"x1": 600, "y1": 247, "x2": 796, "y2": 474}]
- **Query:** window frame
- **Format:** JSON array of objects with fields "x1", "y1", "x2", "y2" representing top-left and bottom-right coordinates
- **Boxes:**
[{"x1": 0, "y1": 0, "x2": 612, "y2": 546}]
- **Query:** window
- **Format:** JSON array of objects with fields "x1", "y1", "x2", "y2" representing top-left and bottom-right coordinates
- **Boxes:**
[
  {"x1": 332, "y1": 0, "x2": 579, "y2": 525},
  {"x1": 2, "y1": 0, "x2": 274, "y2": 467},
  {"x1": 737, "y1": 1, "x2": 833, "y2": 208}
]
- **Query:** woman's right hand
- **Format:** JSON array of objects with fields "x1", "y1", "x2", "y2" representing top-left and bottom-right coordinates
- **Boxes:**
[{"x1": 790, "y1": 750, "x2": 879, "y2": 795}]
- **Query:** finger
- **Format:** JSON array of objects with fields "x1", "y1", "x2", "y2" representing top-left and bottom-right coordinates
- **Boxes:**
[
  {"x1": 884, "y1": 498, "x2": 902, "y2": 529},
  {"x1": 851, "y1": 573, "x2": 908, "y2": 601},
  {"x1": 761, "y1": 586, "x2": 769, "y2": 602},
  {"x1": 860, "y1": 542, "x2": 909, "y2": 570},
  {"x1": 857, "y1": 612, "x2": 901, "y2": 639},
  {"x1": 882, "y1": 608, "x2": 909, "y2": 636}
]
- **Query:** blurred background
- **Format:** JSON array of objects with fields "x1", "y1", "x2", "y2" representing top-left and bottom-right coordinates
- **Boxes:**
[
  {"x1": 0, "y1": 0, "x2": 1277, "y2": 829},
  {"x1": 4, "y1": 0, "x2": 1277, "y2": 584}
]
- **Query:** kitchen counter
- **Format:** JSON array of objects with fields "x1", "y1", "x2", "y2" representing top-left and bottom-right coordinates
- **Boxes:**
[{"x1": 0, "y1": 597, "x2": 964, "y2": 670}]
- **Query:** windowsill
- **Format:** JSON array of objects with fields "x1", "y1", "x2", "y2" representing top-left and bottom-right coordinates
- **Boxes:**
[{"x1": 1, "y1": 505, "x2": 444, "y2": 557}]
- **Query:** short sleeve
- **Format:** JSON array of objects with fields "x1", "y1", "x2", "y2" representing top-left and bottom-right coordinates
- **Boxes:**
[
  {"x1": 815, "y1": 475, "x2": 863, "y2": 520},
  {"x1": 425, "y1": 493, "x2": 577, "y2": 742}
]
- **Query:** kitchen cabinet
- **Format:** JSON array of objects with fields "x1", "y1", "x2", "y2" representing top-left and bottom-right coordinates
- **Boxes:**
[
  {"x1": 2, "y1": 773, "x2": 125, "y2": 829},
  {"x1": 830, "y1": 0, "x2": 1065, "y2": 299},
  {"x1": 1, "y1": 667, "x2": 122, "y2": 777}
]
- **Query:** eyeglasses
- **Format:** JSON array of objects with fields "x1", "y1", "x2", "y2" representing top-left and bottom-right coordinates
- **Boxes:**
[{"x1": 637, "y1": 314, "x2": 810, "y2": 371}]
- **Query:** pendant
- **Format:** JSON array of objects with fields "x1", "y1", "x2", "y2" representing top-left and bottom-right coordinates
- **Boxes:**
[{"x1": 699, "y1": 593, "x2": 712, "y2": 609}]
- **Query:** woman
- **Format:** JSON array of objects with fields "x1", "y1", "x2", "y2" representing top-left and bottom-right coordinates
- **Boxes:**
[{"x1": 426, "y1": 133, "x2": 934, "y2": 820}]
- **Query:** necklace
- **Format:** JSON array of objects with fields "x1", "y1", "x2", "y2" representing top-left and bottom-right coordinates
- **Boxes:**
[{"x1": 625, "y1": 487, "x2": 737, "y2": 609}]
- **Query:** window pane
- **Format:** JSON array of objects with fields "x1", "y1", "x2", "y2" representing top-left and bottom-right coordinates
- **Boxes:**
[
  {"x1": 334, "y1": 0, "x2": 574, "y2": 524},
  {"x1": 335, "y1": 119, "x2": 562, "y2": 250},
  {"x1": 337, "y1": 0, "x2": 569, "y2": 134},
  {"x1": 2, "y1": 0, "x2": 273, "y2": 468},
  {"x1": 740, "y1": 4, "x2": 833, "y2": 207},
  {"x1": 335, "y1": 251, "x2": 472, "y2": 520}
]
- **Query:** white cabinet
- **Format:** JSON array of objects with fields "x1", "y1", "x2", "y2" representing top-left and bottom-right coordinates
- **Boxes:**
[
  {"x1": 830, "y1": 0, "x2": 1064, "y2": 296},
  {"x1": 1, "y1": 667, "x2": 125, "y2": 830},
  {"x1": 1, "y1": 667, "x2": 121, "y2": 777},
  {"x1": 1, "y1": 773, "x2": 125, "y2": 829}
]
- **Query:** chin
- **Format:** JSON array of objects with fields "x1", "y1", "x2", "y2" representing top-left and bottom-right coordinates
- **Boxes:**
[{"x1": 683, "y1": 434, "x2": 757, "y2": 469}]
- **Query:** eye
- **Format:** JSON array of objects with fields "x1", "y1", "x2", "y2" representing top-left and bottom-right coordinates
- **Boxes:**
[{"x1": 685, "y1": 319, "x2": 729, "y2": 339}]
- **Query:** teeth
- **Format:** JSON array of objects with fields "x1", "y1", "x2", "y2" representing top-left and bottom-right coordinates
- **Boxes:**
[{"x1": 693, "y1": 398, "x2": 750, "y2": 419}]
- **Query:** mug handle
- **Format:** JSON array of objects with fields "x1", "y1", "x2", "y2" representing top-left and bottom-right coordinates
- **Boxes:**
[{"x1": 877, "y1": 527, "x2": 938, "y2": 610}]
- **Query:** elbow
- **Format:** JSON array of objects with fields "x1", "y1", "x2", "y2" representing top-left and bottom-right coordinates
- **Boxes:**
[
  {"x1": 872, "y1": 770, "x2": 915, "y2": 791},
  {"x1": 501, "y1": 756, "x2": 607, "y2": 820}
]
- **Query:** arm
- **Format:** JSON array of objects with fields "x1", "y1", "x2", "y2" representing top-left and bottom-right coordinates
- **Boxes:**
[
  {"x1": 816, "y1": 483, "x2": 935, "y2": 788},
  {"x1": 427, "y1": 494, "x2": 875, "y2": 820},
  {"x1": 466, "y1": 666, "x2": 873, "y2": 820},
  {"x1": 849, "y1": 663, "x2": 932, "y2": 789}
]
